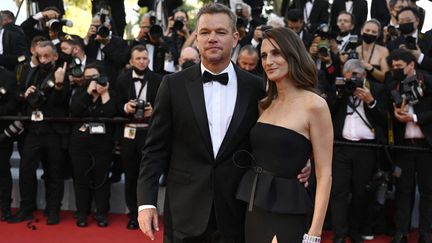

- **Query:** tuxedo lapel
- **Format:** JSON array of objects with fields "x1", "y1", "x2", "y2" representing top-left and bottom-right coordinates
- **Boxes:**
[
  {"x1": 184, "y1": 65, "x2": 214, "y2": 158},
  {"x1": 216, "y1": 67, "x2": 252, "y2": 160}
]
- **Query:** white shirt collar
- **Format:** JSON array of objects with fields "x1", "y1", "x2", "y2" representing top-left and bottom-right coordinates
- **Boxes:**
[{"x1": 132, "y1": 69, "x2": 145, "y2": 79}]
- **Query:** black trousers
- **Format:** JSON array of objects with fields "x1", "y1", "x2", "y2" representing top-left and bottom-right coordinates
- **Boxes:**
[
  {"x1": 330, "y1": 143, "x2": 377, "y2": 238},
  {"x1": 0, "y1": 140, "x2": 14, "y2": 209},
  {"x1": 121, "y1": 129, "x2": 147, "y2": 219},
  {"x1": 19, "y1": 133, "x2": 64, "y2": 213},
  {"x1": 394, "y1": 139, "x2": 432, "y2": 234},
  {"x1": 69, "y1": 133, "x2": 113, "y2": 216}
]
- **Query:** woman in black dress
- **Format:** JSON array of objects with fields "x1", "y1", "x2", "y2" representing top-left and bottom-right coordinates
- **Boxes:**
[{"x1": 236, "y1": 27, "x2": 333, "y2": 243}]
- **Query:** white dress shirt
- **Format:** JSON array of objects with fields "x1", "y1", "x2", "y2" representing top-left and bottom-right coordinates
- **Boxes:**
[
  {"x1": 345, "y1": 0, "x2": 354, "y2": 13},
  {"x1": 304, "y1": 0, "x2": 314, "y2": 24},
  {"x1": 0, "y1": 29, "x2": 4, "y2": 55},
  {"x1": 404, "y1": 104, "x2": 424, "y2": 139},
  {"x1": 146, "y1": 44, "x2": 155, "y2": 71},
  {"x1": 342, "y1": 97, "x2": 375, "y2": 141}
]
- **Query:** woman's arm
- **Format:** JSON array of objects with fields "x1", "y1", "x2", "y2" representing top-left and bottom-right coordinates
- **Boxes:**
[
  {"x1": 370, "y1": 47, "x2": 390, "y2": 82},
  {"x1": 307, "y1": 97, "x2": 333, "y2": 237}
]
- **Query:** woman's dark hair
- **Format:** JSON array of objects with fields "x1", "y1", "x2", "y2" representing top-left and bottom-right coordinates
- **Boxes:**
[{"x1": 260, "y1": 27, "x2": 318, "y2": 109}]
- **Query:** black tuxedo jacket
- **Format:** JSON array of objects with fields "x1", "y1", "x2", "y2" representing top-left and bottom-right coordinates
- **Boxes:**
[
  {"x1": 137, "y1": 63, "x2": 265, "y2": 239},
  {"x1": 385, "y1": 73, "x2": 432, "y2": 146},
  {"x1": 328, "y1": 80, "x2": 388, "y2": 143},
  {"x1": 115, "y1": 68, "x2": 162, "y2": 116},
  {"x1": 387, "y1": 34, "x2": 432, "y2": 74},
  {"x1": 0, "y1": 67, "x2": 19, "y2": 131},
  {"x1": 282, "y1": 0, "x2": 329, "y2": 33},
  {"x1": 0, "y1": 29, "x2": 28, "y2": 72},
  {"x1": 330, "y1": 0, "x2": 368, "y2": 34}
]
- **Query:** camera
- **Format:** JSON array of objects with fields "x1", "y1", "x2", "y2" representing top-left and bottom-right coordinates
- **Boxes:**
[
  {"x1": 317, "y1": 39, "x2": 330, "y2": 57},
  {"x1": 235, "y1": 3, "x2": 244, "y2": 17},
  {"x1": 46, "y1": 19, "x2": 73, "y2": 33},
  {"x1": 69, "y1": 57, "x2": 83, "y2": 78},
  {"x1": 134, "y1": 99, "x2": 147, "y2": 119},
  {"x1": 366, "y1": 170, "x2": 391, "y2": 206},
  {"x1": 314, "y1": 23, "x2": 331, "y2": 39},
  {"x1": 0, "y1": 87, "x2": 7, "y2": 99},
  {"x1": 173, "y1": 16, "x2": 185, "y2": 32},
  {"x1": 335, "y1": 76, "x2": 364, "y2": 97},
  {"x1": 95, "y1": 8, "x2": 110, "y2": 38},
  {"x1": 27, "y1": 77, "x2": 56, "y2": 108},
  {"x1": 346, "y1": 35, "x2": 359, "y2": 60},
  {"x1": 0, "y1": 121, "x2": 25, "y2": 143},
  {"x1": 404, "y1": 36, "x2": 417, "y2": 50},
  {"x1": 391, "y1": 75, "x2": 424, "y2": 107},
  {"x1": 96, "y1": 76, "x2": 108, "y2": 87}
]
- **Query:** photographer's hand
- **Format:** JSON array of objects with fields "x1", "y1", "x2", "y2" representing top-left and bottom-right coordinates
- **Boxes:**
[
  {"x1": 24, "y1": 86, "x2": 37, "y2": 99},
  {"x1": 354, "y1": 87, "x2": 374, "y2": 104},
  {"x1": 144, "y1": 103, "x2": 153, "y2": 118},
  {"x1": 54, "y1": 62, "x2": 67, "y2": 90},
  {"x1": 85, "y1": 25, "x2": 97, "y2": 40},
  {"x1": 42, "y1": 10, "x2": 59, "y2": 20},
  {"x1": 98, "y1": 84, "x2": 110, "y2": 104},
  {"x1": 409, "y1": 44, "x2": 422, "y2": 60},
  {"x1": 393, "y1": 99, "x2": 413, "y2": 123},
  {"x1": 87, "y1": 81, "x2": 97, "y2": 95},
  {"x1": 125, "y1": 100, "x2": 137, "y2": 114}
]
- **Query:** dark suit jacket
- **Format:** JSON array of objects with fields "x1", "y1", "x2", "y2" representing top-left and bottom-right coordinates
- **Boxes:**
[
  {"x1": 330, "y1": 0, "x2": 368, "y2": 34},
  {"x1": 387, "y1": 33, "x2": 432, "y2": 74},
  {"x1": 0, "y1": 67, "x2": 19, "y2": 131},
  {"x1": 282, "y1": 0, "x2": 329, "y2": 33},
  {"x1": 385, "y1": 72, "x2": 432, "y2": 146},
  {"x1": 328, "y1": 79, "x2": 388, "y2": 143},
  {"x1": 0, "y1": 29, "x2": 28, "y2": 72},
  {"x1": 137, "y1": 63, "x2": 265, "y2": 239},
  {"x1": 115, "y1": 68, "x2": 162, "y2": 116}
]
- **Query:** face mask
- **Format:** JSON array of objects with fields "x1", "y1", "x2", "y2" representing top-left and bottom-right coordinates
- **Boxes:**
[
  {"x1": 133, "y1": 66, "x2": 146, "y2": 76},
  {"x1": 181, "y1": 60, "x2": 196, "y2": 70},
  {"x1": 39, "y1": 62, "x2": 54, "y2": 72},
  {"x1": 339, "y1": 30, "x2": 350, "y2": 37},
  {"x1": 393, "y1": 68, "x2": 407, "y2": 82},
  {"x1": 399, "y1": 22, "x2": 415, "y2": 35},
  {"x1": 59, "y1": 52, "x2": 73, "y2": 64},
  {"x1": 361, "y1": 33, "x2": 377, "y2": 44}
]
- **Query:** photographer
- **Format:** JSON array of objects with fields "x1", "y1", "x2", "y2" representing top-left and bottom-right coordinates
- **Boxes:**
[
  {"x1": 69, "y1": 63, "x2": 116, "y2": 228},
  {"x1": 0, "y1": 67, "x2": 19, "y2": 222},
  {"x1": 164, "y1": 9, "x2": 190, "y2": 69},
  {"x1": 84, "y1": 14, "x2": 128, "y2": 87},
  {"x1": 236, "y1": 44, "x2": 260, "y2": 76},
  {"x1": 177, "y1": 46, "x2": 200, "y2": 71},
  {"x1": 328, "y1": 59, "x2": 388, "y2": 243},
  {"x1": 0, "y1": 14, "x2": 28, "y2": 72},
  {"x1": 387, "y1": 7, "x2": 432, "y2": 75},
  {"x1": 385, "y1": 49, "x2": 432, "y2": 243},
  {"x1": 8, "y1": 41, "x2": 69, "y2": 225},
  {"x1": 286, "y1": 9, "x2": 314, "y2": 50},
  {"x1": 334, "y1": 11, "x2": 360, "y2": 65},
  {"x1": 116, "y1": 45, "x2": 161, "y2": 230}
]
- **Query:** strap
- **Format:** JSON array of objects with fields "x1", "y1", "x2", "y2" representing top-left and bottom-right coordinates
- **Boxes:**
[{"x1": 347, "y1": 99, "x2": 374, "y2": 131}]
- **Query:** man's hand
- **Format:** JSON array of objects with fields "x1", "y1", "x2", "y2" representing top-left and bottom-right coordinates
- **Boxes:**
[
  {"x1": 393, "y1": 99, "x2": 414, "y2": 123},
  {"x1": 86, "y1": 25, "x2": 97, "y2": 39},
  {"x1": 298, "y1": 160, "x2": 311, "y2": 188},
  {"x1": 87, "y1": 81, "x2": 97, "y2": 95},
  {"x1": 125, "y1": 100, "x2": 137, "y2": 114},
  {"x1": 253, "y1": 27, "x2": 263, "y2": 42},
  {"x1": 96, "y1": 82, "x2": 109, "y2": 95},
  {"x1": 24, "y1": 85, "x2": 37, "y2": 99},
  {"x1": 54, "y1": 62, "x2": 67, "y2": 89},
  {"x1": 144, "y1": 103, "x2": 153, "y2": 118},
  {"x1": 42, "y1": 10, "x2": 59, "y2": 20},
  {"x1": 138, "y1": 208, "x2": 159, "y2": 241},
  {"x1": 354, "y1": 87, "x2": 374, "y2": 104}
]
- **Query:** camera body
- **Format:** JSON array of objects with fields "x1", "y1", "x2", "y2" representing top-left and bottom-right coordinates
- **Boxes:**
[
  {"x1": 404, "y1": 36, "x2": 417, "y2": 50},
  {"x1": 391, "y1": 75, "x2": 424, "y2": 107},
  {"x1": 0, "y1": 87, "x2": 7, "y2": 99},
  {"x1": 134, "y1": 99, "x2": 147, "y2": 119},
  {"x1": 346, "y1": 35, "x2": 359, "y2": 60},
  {"x1": 95, "y1": 76, "x2": 108, "y2": 87},
  {"x1": 94, "y1": 8, "x2": 110, "y2": 38},
  {"x1": 69, "y1": 57, "x2": 83, "y2": 78},
  {"x1": 317, "y1": 39, "x2": 330, "y2": 57},
  {"x1": 46, "y1": 19, "x2": 73, "y2": 33},
  {"x1": 366, "y1": 170, "x2": 391, "y2": 205},
  {"x1": 335, "y1": 76, "x2": 364, "y2": 97},
  {"x1": 27, "y1": 77, "x2": 56, "y2": 108}
]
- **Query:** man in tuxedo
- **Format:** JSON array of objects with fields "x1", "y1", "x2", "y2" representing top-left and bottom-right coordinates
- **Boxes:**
[
  {"x1": 386, "y1": 49, "x2": 432, "y2": 243},
  {"x1": 286, "y1": 9, "x2": 314, "y2": 50},
  {"x1": 328, "y1": 59, "x2": 388, "y2": 243},
  {"x1": 0, "y1": 14, "x2": 28, "y2": 72},
  {"x1": 281, "y1": 0, "x2": 329, "y2": 33},
  {"x1": 330, "y1": 0, "x2": 367, "y2": 35},
  {"x1": 386, "y1": 6, "x2": 432, "y2": 75},
  {"x1": 116, "y1": 45, "x2": 162, "y2": 230},
  {"x1": 137, "y1": 3, "x2": 309, "y2": 242},
  {"x1": 236, "y1": 45, "x2": 260, "y2": 76}
]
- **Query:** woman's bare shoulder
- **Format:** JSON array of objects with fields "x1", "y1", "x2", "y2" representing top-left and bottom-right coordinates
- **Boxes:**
[{"x1": 303, "y1": 91, "x2": 328, "y2": 112}]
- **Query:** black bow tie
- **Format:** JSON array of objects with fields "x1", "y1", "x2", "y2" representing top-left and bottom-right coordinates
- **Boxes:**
[
  {"x1": 133, "y1": 77, "x2": 144, "y2": 83},
  {"x1": 202, "y1": 71, "x2": 229, "y2": 85}
]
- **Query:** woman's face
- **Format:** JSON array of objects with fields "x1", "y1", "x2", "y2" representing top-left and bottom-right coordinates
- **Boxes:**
[
  {"x1": 362, "y1": 22, "x2": 379, "y2": 37},
  {"x1": 261, "y1": 38, "x2": 289, "y2": 83}
]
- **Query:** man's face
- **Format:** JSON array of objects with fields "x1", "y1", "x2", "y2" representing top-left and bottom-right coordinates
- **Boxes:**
[
  {"x1": 60, "y1": 42, "x2": 74, "y2": 55},
  {"x1": 36, "y1": 46, "x2": 58, "y2": 64},
  {"x1": 398, "y1": 10, "x2": 419, "y2": 31},
  {"x1": 392, "y1": 59, "x2": 415, "y2": 76},
  {"x1": 139, "y1": 17, "x2": 151, "y2": 36},
  {"x1": 343, "y1": 70, "x2": 365, "y2": 80},
  {"x1": 391, "y1": 0, "x2": 409, "y2": 18},
  {"x1": 179, "y1": 48, "x2": 199, "y2": 66},
  {"x1": 237, "y1": 51, "x2": 258, "y2": 71},
  {"x1": 196, "y1": 13, "x2": 238, "y2": 67},
  {"x1": 130, "y1": 50, "x2": 149, "y2": 71},
  {"x1": 287, "y1": 19, "x2": 303, "y2": 34},
  {"x1": 174, "y1": 11, "x2": 187, "y2": 23},
  {"x1": 337, "y1": 13, "x2": 353, "y2": 33}
]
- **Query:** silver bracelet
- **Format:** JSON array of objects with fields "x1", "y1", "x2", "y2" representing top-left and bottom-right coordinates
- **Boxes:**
[{"x1": 302, "y1": 234, "x2": 321, "y2": 243}]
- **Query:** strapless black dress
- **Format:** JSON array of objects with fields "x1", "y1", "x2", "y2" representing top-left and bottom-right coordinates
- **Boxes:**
[{"x1": 236, "y1": 122, "x2": 313, "y2": 243}]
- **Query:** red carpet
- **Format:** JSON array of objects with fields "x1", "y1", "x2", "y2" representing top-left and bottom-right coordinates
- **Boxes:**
[{"x1": 0, "y1": 210, "x2": 421, "y2": 243}]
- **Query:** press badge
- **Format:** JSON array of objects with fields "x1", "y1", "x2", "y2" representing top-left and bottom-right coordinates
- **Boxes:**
[
  {"x1": 89, "y1": 123, "x2": 106, "y2": 134},
  {"x1": 124, "y1": 126, "x2": 136, "y2": 139},
  {"x1": 31, "y1": 110, "x2": 44, "y2": 121}
]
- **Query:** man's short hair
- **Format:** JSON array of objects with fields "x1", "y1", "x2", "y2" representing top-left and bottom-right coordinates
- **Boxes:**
[
  {"x1": 286, "y1": 9, "x2": 303, "y2": 22},
  {"x1": 239, "y1": 44, "x2": 258, "y2": 57},
  {"x1": 196, "y1": 3, "x2": 237, "y2": 32},
  {"x1": 338, "y1": 10, "x2": 355, "y2": 26},
  {"x1": 37, "y1": 40, "x2": 58, "y2": 54},
  {"x1": 396, "y1": 6, "x2": 419, "y2": 21},
  {"x1": 0, "y1": 10, "x2": 15, "y2": 22},
  {"x1": 31, "y1": 36, "x2": 48, "y2": 48},
  {"x1": 130, "y1": 45, "x2": 148, "y2": 58},
  {"x1": 387, "y1": 48, "x2": 417, "y2": 67},
  {"x1": 61, "y1": 35, "x2": 85, "y2": 52},
  {"x1": 173, "y1": 8, "x2": 189, "y2": 20},
  {"x1": 343, "y1": 59, "x2": 365, "y2": 74}
]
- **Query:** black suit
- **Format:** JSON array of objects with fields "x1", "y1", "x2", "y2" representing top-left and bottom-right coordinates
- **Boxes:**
[
  {"x1": 0, "y1": 29, "x2": 28, "y2": 72},
  {"x1": 137, "y1": 63, "x2": 265, "y2": 240},
  {"x1": 330, "y1": 0, "x2": 368, "y2": 34},
  {"x1": 387, "y1": 33, "x2": 432, "y2": 74},
  {"x1": 385, "y1": 73, "x2": 432, "y2": 235},
  {"x1": 116, "y1": 68, "x2": 162, "y2": 219},
  {"x1": 282, "y1": 0, "x2": 329, "y2": 33},
  {"x1": 371, "y1": 0, "x2": 390, "y2": 27},
  {"x1": 328, "y1": 80, "x2": 388, "y2": 239}
]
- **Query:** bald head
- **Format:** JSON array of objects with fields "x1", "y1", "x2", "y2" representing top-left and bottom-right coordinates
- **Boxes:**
[{"x1": 179, "y1": 47, "x2": 200, "y2": 66}]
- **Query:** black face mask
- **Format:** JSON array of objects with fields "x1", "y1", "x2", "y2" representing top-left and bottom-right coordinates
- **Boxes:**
[
  {"x1": 133, "y1": 66, "x2": 146, "y2": 76},
  {"x1": 181, "y1": 60, "x2": 196, "y2": 70},
  {"x1": 393, "y1": 68, "x2": 407, "y2": 82},
  {"x1": 361, "y1": 33, "x2": 377, "y2": 44},
  {"x1": 59, "y1": 52, "x2": 73, "y2": 64},
  {"x1": 39, "y1": 62, "x2": 54, "y2": 72},
  {"x1": 399, "y1": 22, "x2": 415, "y2": 35}
]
